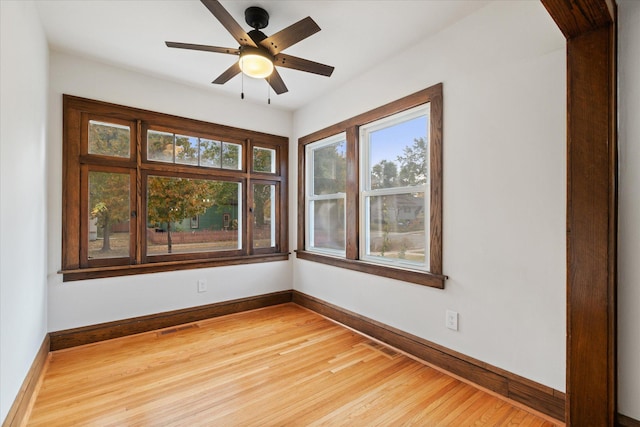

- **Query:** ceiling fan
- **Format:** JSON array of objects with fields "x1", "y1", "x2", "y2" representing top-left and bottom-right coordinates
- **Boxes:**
[{"x1": 166, "y1": 0, "x2": 335, "y2": 95}]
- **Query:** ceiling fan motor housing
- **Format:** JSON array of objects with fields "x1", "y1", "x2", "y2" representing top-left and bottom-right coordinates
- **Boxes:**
[{"x1": 245, "y1": 6, "x2": 269, "y2": 30}]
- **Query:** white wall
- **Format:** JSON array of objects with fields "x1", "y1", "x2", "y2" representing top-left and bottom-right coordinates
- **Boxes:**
[
  {"x1": 0, "y1": 1, "x2": 49, "y2": 423},
  {"x1": 46, "y1": 52, "x2": 294, "y2": 331},
  {"x1": 292, "y1": 1, "x2": 566, "y2": 391},
  {"x1": 618, "y1": 0, "x2": 640, "y2": 419}
]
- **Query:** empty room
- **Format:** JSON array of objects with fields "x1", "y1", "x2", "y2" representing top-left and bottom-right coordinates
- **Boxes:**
[{"x1": 1, "y1": 0, "x2": 638, "y2": 426}]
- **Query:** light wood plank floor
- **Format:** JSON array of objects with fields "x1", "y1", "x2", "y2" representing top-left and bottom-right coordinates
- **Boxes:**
[{"x1": 28, "y1": 304, "x2": 559, "y2": 426}]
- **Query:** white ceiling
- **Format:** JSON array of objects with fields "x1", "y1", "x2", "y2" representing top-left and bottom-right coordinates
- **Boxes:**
[{"x1": 35, "y1": 0, "x2": 491, "y2": 111}]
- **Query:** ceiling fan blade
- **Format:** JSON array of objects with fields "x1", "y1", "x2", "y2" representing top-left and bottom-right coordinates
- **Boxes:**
[
  {"x1": 165, "y1": 42, "x2": 239, "y2": 56},
  {"x1": 200, "y1": 0, "x2": 257, "y2": 48},
  {"x1": 259, "y1": 16, "x2": 320, "y2": 55},
  {"x1": 212, "y1": 62, "x2": 241, "y2": 84},
  {"x1": 274, "y1": 54, "x2": 334, "y2": 77},
  {"x1": 267, "y1": 69, "x2": 288, "y2": 95}
]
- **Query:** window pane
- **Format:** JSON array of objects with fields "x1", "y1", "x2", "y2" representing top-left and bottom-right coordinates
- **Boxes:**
[
  {"x1": 200, "y1": 138, "x2": 222, "y2": 168},
  {"x1": 222, "y1": 142, "x2": 242, "y2": 170},
  {"x1": 253, "y1": 184, "x2": 276, "y2": 248},
  {"x1": 175, "y1": 135, "x2": 199, "y2": 166},
  {"x1": 312, "y1": 140, "x2": 346, "y2": 195},
  {"x1": 366, "y1": 193, "x2": 425, "y2": 265},
  {"x1": 147, "y1": 176, "x2": 241, "y2": 255},
  {"x1": 253, "y1": 147, "x2": 276, "y2": 173},
  {"x1": 147, "y1": 130, "x2": 174, "y2": 162},
  {"x1": 311, "y1": 199, "x2": 345, "y2": 251},
  {"x1": 88, "y1": 121, "x2": 130, "y2": 158},
  {"x1": 88, "y1": 171, "x2": 130, "y2": 259},
  {"x1": 368, "y1": 115, "x2": 427, "y2": 189}
]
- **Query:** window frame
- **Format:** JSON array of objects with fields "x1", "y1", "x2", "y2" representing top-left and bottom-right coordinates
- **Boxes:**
[
  {"x1": 305, "y1": 132, "x2": 348, "y2": 257},
  {"x1": 61, "y1": 95, "x2": 288, "y2": 282},
  {"x1": 297, "y1": 84, "x2": 445, "y2": 288}
]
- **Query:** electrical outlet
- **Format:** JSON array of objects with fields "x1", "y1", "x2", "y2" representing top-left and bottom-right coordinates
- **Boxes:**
[
  {"x1": 197, "y1": 279, "x2": 207, "y2": 293},
  {"x1": 446, "y1": 310, "x2": 458, "y2": 331}
]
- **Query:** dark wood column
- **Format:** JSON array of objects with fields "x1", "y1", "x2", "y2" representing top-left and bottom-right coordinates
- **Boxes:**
[{"x1": 540, "y1": 1, "x2": 617, "y2": 425}]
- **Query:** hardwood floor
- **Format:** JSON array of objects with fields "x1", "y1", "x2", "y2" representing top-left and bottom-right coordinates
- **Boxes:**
[{"x1": 27, "y1": 304, "x2": 559, "y2": 426}]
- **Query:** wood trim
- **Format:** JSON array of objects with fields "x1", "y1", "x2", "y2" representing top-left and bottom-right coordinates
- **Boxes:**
[
  {"x1": 428, "y1": 87, "x2": 443, "y2": 274},
  {"x1": 61, "y1": 252, "x2": 289, "y2": 282},
  {"x1": 278, "y1": 138, "x2": 289, "y2": 254},
  {"x1": 295, "y1": 250, "x2": 446, "y2": 289},
  {"x1": 541, "y1": 0, "x2": 614, "y2": 39},
  {"x1": 298, "y1": 85, "x2": 443, "y2": 146},
  {"x1": 65, "y1": 95, "x2": 287, "y2": 144},
  {"x1": 345, "y1": 125, "x2": 359, "y2": 260},
  {"x1": 61, "y1": 102, "x2": 81, "y2": 270},
  {"x1": 565, "y1": 25, "x2": 617, "y2": 425},
  {"x1": 49, "y1": 290, "x2": 293, "y2": 350},
  {"x1": 296, "y1": 140, "x2": 306, "y2": 251},
  {"x1": 292, "y1": 291, "x2": 565, "y2": 421},
  {"x1": 540, "y1": 1, "x2": 617, "y2": 425},
  {"x1": 618, "y1": 414, "x2": 640, "y2": 427},
  {"x1": 2, "y1": 335, "x2": 50, "y2": 427},
  {"x1": 135, "y1": 120, "x2": 143, "y2": 264}
]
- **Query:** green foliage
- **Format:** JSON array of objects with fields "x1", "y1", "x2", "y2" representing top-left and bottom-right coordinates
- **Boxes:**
[
  {"x1": 313, "y1": 142, "x2": 347, "y2": 195},
  {"x1": 253, "y1": 147, "x2": 274, "y2": 173},
  {"x1": 251, "y1": 149, "x2": 277, "y2": 228},
  {"x1": 147, "y1": 176, "x2": 238, "y2": 253},
  {"x1": 89, "y1": 121, "x2": 130, "y2": 157},
  {"x1": 200, "y1": 138, "x2": 222, "y2": 167},
  {"x1": 89, "y1": 172, "x2": 130, "y2": 252},
  {"x1": 175, "y1": 135, "x2": 198, "y2": 165},
  {"x1": 371, "y1": 160, "x2": 398, "y2": 189},
  {"x1": 147, "y1": 131, "x2": 241, "y2": 170},
  {"x1": 253, "y1": 183, "x2": 273, "y2": 228},
  {"x1": 397, "y1": 137, "x2": 428, "y2": 186},
  {"x1": 147, "y1": 130, "x2": 174, "y2": 162},
  {"x1": 222, "y1": 143, "x2": 241, "y2": 169},
  {"x1": 371, "y1": 137, "x2": 428, "y2": 189}
]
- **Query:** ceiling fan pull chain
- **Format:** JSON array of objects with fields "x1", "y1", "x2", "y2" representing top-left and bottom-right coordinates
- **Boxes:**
[
  {"x1": 241, "y1": 61, "x2": 245, "y2": 100},
  {"x1": 267, "y1": 77, "x2": 271, "y2": 105}
]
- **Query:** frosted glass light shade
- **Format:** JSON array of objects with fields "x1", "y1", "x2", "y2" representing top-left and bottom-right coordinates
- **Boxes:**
[{"x1": 239, "y1": 51, "x2": 274, "y2": 79}]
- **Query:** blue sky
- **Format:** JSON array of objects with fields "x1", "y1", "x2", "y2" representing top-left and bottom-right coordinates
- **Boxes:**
[{"x1": 369, "y1": 115, "x2": 428, "y2": 166}]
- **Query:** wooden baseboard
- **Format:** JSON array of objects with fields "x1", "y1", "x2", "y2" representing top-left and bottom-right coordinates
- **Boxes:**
[
  {"x1": 49, "y1": 290, "x2": 293, "y2": 351},
  {"x1": 292, "y1": 290, "x2": 565, "y2": 422},
  {"x1": 618, "y1": 413, "x2": 640, "y2": 427},
  {"x1": 2, "y1": 335, "x2": 50, "y2": 427}
]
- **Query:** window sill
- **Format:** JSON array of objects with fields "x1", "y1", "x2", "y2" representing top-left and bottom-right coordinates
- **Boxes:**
[
  {"x1": 295, "y1": 250, "x2": 446, "y2": 289},
  {"x1": 60, "y1": 252, "x2": 290, "y2": 282}
]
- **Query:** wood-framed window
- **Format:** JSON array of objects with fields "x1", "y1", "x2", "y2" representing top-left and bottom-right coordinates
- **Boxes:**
[
  {"x1": 61, "y1": 95, "x2": 288, "y2": 281},
  {"x1": 297, "y1": 84, "x2": 445, "y2": 288}
]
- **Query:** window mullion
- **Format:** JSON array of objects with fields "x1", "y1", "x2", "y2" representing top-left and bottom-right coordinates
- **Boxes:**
[
  {"x1": 345, "y1": 126, "x2": 359, "y2": 259},
  {"x1": 135, "y1": 120, "x2": 143, "y2": 265}
]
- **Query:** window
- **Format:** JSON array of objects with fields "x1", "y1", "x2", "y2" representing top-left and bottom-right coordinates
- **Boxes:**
[
  {"x1": 360, "y1": 106, "x2": 429, "y2": 270},
  {"x1": 62, "y1": 96, "x2": 288, "y2": 281},
  {"x1": 305, "y1": 134, "x2": 347, "y2": 255},
  {"x1": 297, "y1": 84, "x2": 444, "y2": 288}
]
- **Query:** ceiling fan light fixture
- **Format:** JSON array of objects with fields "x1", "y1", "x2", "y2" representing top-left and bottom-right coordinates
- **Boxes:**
[{"x1": 239, "y1": 47, "x2": 274, "y2": 79}]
